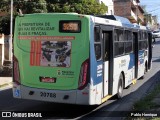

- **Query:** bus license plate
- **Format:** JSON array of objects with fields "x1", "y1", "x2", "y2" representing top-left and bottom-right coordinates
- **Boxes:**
[{"x1": 40, "y1": 92, "x2": 56, "y2": 98}]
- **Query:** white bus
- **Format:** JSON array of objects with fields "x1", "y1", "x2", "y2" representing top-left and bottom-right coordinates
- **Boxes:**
[{"x1": 13, "y1": 13, "x2": 152, "y2": 105}]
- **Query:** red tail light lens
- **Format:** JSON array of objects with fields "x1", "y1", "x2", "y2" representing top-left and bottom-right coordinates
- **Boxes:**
[
  {"x1": 78, "y1": 59, "x2": 89, "y2": 90},
  {"x1": 13, "y1": 55, "x2": 20, "y2": 85}
]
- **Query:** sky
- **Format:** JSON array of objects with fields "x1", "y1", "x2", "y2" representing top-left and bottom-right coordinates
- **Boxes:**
[{"x1": 140, "y1": 0, "x2": 160, "y2": 23}]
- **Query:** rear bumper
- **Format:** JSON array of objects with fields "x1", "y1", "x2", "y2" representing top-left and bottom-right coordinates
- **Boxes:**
[
  {"x1": 13, "y1": 85, "x2": 77, "y2": 104},
  {"x1": 153, "y1": 35, "x2": 160, "y2": 38},
  {"x1": 13, "y1": 84, "x2": 91, "y2": 105}
]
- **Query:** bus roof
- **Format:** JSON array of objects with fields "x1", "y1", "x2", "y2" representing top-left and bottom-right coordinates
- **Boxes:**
[
  {"x1": 92, "y1": 15, "x2": 147, "y2": 31},
  {"x1": 17, "y1": 13, "x2": 147, "y2": 31}
]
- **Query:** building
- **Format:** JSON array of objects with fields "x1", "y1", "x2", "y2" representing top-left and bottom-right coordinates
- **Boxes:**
[
  {"x1": 98, "y1": 0, "x2": 114, "y2": 15},
  {"x1": 151, "y1": 15, "x2": 159, "y2": 30},
  {"x1": 114, "y1": 0, "x2": 145, "y2": 25},
  {"x1": 144, "y1": 14, "x2": 159, "y2": 30}
]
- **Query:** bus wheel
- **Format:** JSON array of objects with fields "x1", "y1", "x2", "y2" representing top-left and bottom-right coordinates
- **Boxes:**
[
  {"x1": 117, "y1": 74, "x2": 123, "y2": 99},
  {"x1": 144, "y1": 62, "x2": 148, "y2": 74},
  {"x1": 141, "y1": 66, "x2": 147, "y2": 79}
]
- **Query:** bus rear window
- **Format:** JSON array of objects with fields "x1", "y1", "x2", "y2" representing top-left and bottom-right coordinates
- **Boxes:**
[{"x1": 59, "y1": 20, "x2": 81, "y2": 33}]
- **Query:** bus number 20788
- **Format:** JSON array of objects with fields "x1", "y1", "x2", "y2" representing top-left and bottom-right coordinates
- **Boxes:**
[{"x1": 40, "y1": 92, "x2": 56, "y2": 98}]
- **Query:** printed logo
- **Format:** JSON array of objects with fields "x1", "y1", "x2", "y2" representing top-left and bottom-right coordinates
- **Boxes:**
[
  {"x1": 15, "y1": 89, "x2": 20, "y2": 97},
  {"x1": 57, "y1": 70, "x2": 62, "y2": 76},
  {"x1": 2, "y1": 112, "x2": 11, "y2": 117}
]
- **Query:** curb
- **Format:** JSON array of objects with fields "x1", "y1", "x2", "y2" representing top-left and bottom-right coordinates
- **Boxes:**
[
  {"x1": 0, "y1": 82, "x2": 13, "y2": 91},
  {"x1": 0, "y1": 77, "x2": 12, "y2": 88}
]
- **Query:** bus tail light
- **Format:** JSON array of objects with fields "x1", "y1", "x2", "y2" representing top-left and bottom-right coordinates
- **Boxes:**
[
  {"x1": 78, "y1": 59, "x2": 90, "y2": 90},
  {"x1": 13, "y1": 55, "x2": 20, "y2": 85}
]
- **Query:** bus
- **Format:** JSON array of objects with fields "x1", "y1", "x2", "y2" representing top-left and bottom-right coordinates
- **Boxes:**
[{"x1": 13, "y1": 13, "x2": 152, "y2": 105}]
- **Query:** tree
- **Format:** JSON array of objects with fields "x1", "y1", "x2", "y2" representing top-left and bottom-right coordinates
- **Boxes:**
[
  {"x1": 0, "y1": 0, "x2": 108, "y2": 34},
  {"x1": 16, "y1": 0, "x2": 48, "y2": 14},
  {"x1": 0, "y1": 16, "x2": 10, "y2": 35},
  {"x1": 46, "y1": 0, "x2": 108, "y2": 15},
  {"x1": 0, "y1": 0, "x2": 48, "y2": 34},
  {"x1": 0, "y1": 0, "x2": 11, "y2": 35},
  {"x1": 0, "y1": 0, "x2": 10, "y2": 13}
]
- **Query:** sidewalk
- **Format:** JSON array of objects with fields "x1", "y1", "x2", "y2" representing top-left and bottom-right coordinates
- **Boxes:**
[{"x1": 0, "y1": 77, "x2": 12, "y2": 86}]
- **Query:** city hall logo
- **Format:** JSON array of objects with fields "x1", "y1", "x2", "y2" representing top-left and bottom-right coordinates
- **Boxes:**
[{"x1": 57, "y1": 70, "x2": 62, "y2": 76}]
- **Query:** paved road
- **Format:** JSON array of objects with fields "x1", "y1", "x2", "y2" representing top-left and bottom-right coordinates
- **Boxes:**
[{"x1": 0, "y1": 39, "x2": 160, "y2": 120}]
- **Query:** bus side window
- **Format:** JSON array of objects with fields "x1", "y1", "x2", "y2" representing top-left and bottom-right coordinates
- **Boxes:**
[
  {"x1": 94, "y1": 44, "x2": 101, "y2": 60},
  {"x1": 114, "y1": 29, "x2": 125, "y2": 56},
  {"x1": 94, "y1": 27, "x2": 100, "y2": 42},
  {"x1": 124, "y1": 30, "x2": 133, "y2": 54},
  {"x1": 104, "y1": 33, "x2": 110, "y2": 61},
  {"x1": 94, "y1": 26, "x2": 101, "y2": 60}
]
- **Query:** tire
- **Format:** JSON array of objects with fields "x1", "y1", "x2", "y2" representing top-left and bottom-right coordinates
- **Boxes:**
[
  {"x1": 144, "y1": 62, "x2": 148, "y2": 74},
  {"x1": 116, "y1": 74, "x2": 124, "y2": 99},
  {"x1": 140, "y1": 64, "x2": 147, "y2": 79}
]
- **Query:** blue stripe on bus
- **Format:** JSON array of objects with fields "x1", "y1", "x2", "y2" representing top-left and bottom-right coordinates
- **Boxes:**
[
  {"x1": 128, "y1": 50, "x2": 145, "y2": 70},
  {"x1": 90, "y1": 18, "x2": 102, "y2": 86},
  {"x1": 128, "y1": 53, "x2": 135, "y2": 70},
  {"x1": 139, "y1": 50, "x2": 145, "y2": 64}
]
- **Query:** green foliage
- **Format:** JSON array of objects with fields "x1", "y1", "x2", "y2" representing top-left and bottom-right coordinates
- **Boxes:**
[
  {"x1": 0, "y1": 0, "x2": 10, "y2": 12},
  {"x1": 0, "y1": 16, "x2": 10, "y2": 35},
  {"x1": 46, "y1": 0, "x2": 108, "y2": 15},
  {"x1": 23, "y1": 0, "x2": 48, "y2": 14},
  {"x1": 0, "y1": 0, "x2": 108, "y2": 34},
  {"x1": 0, "y1": 0, "x2": 48, "y2": 34},
  {"x1": 134, "y1": 83, "x2": 160, "y2": 111}
]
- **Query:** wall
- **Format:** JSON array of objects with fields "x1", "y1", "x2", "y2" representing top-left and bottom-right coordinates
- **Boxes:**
[
  {"x1": 0, "y1": 34, "x2": 4, "y2": 67},
  {"x1": 114, "y1": 1, "x2": 131, "y2": 17}
]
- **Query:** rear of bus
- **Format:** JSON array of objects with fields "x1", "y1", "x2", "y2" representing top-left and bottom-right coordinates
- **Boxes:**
[{"x1": 13, "y1": 13, "x2": 90, "y2": 105}]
